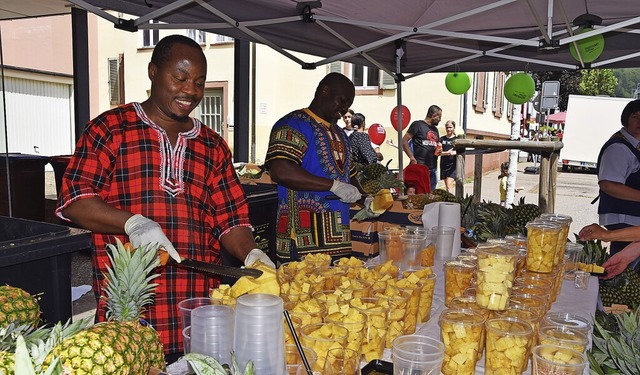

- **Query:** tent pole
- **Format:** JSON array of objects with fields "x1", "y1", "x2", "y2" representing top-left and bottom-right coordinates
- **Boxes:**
[{"x1": 396, "y1": 49, "x2": 404, "y2": 189}]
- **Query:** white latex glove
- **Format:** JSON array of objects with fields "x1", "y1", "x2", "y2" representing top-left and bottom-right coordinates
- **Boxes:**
[
  {"x1": 244, "y1": 248, "x2": 276, "y2": 268},
  {"x1": 124, "y1": 214, "x2": 181, "y2": 263},
  {"x1": 330, "y1": 180, "x2": 362, "y2": 203}
]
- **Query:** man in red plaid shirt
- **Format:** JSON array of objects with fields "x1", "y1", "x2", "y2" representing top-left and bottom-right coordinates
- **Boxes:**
[{"x1": 56, "y1": 35, "x2": 274, "y2": 359}]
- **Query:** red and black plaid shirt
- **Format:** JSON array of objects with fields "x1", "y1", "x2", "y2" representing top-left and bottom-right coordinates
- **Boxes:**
[{"x1": 56, "y1": 103, "x2": 251, "y2": 354}]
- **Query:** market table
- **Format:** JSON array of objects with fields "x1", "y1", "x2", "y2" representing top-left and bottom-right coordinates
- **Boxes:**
[{"x1": 168, "y1": 255, "x2": 599, "y2": 374}]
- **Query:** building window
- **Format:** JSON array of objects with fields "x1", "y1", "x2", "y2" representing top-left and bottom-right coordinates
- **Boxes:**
[
  {"x1": 197, "y1": 89, "x2": 224, "y2": 136},
  {"x1": 473, "y1": 72, "x2": 488, "y2": 113},
  {"x1": 492, "y1": 72, "x2": 505, "y2": 118},
  {"x1": 212, "y1": 34, "x2": 234, "y2": 44},
  {"x1": 327, "y1": 62, "x2": 395, "y2": 94},
  {"x1": 187, "y1": 29, "x2": 206, "y2": 44},
  {"x1": 141, "y1": 20, "x2": 159, "y2": 48},
  {"x1": 108, "y1": 55, "x2": 124, "y2": 105}
]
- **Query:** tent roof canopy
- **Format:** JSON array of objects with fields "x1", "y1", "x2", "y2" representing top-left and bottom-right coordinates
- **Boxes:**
[{"x1": 66, "y1": 0, "x2": 640, "y2": 78}]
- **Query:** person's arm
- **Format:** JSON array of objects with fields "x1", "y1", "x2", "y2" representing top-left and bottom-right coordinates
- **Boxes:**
[
  {"x1": 269, "y1": 159, "x2": 334, "y2": 191},
  {"x1": 62, "y1": 197, "x2": 131, "y2": 234},
  {"x1": 219, "y1": 226, "x2": 259, "y2": 263},
  {"x1": 601, "y1": 242, "x2": 640, "y2": 279},
  {"x1": 402, "y1": 132, "x2": 417, "y2": 164},
  {"x1": 579, "y1": 223, "x2": 640, "y2": 242},
  {"x1": 599, "y1": 180, "x2": 640, "y2": 202}
]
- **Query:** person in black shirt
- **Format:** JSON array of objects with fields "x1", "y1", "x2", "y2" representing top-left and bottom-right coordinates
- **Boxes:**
[
  {"x1": 402, "y1": 105, "x2": 442, "y2": 192},
  {"x1": 439, "y1": 120, "x2": 457, "y2": 193}
]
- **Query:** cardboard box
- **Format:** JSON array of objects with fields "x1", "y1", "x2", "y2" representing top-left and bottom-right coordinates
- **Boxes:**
[
  {"x1": 377, "y1": 200, "x2": 424, "y2": 227},
  {"x1": 349, "y1": 219, "x2": 379, "y2": 258}
]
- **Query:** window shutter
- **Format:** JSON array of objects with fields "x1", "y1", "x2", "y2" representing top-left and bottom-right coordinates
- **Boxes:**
[
  {"x1": 108, "y1": 58, "x2": 121, "y2": 105},
  {"x1": 380, "y1": 71, "x2": 396, "y2": 89},
  {"x1": 328, "y1": 61, "x2": 342, "y2": 74}
]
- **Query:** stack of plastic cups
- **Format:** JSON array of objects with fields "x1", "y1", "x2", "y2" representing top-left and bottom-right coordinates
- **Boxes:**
[
  {"x1": 234, "y1": 294, "x2": 286, "y2": 374},
  {"x1": 433, "y1": 226, "x2": 456, "y2": 261},
  {"x1": 190, "y1": 305, "x2": 235, "y2": 365}
]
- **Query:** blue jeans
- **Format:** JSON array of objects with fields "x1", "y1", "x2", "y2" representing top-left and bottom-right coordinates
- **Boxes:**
[{"x1": 429, "y1": 168, "x2": 438, "y2": 192}]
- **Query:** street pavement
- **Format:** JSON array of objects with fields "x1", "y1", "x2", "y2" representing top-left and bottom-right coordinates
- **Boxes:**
[{"x1": 49, "y1": 162, "x2": 600, "y2": 318}]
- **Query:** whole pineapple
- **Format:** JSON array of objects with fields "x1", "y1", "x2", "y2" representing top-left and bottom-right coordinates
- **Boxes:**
[
  {"x1": 0, "y1": 286, "x2": 40, "y2": 328},
  {"x1": 589, "y1": 307, "x2": 640, "y2": 375},
  {"x1": 506, "y1": 197, "x2": 541, "y2": 235},
  {"x1": 43, "y1": 240, "x2": 166, "y2": 374}
]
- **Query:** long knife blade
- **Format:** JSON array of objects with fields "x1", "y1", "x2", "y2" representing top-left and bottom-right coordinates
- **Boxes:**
[{"x1": 178, "y1": 258, "x2": 263, "y2": 279}]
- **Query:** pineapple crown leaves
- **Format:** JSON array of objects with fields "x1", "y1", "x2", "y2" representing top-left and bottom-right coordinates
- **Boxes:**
[
  {"x1": 589, "y1": 307, "x2": 640, "y2": 375},
  {"x1": 184, "y1": 351, "x2": 255, "y2": 375},
  {"x1": 103, "y1": 239, "x2": 161, "y2": 321},
  {"x1": 12, "y1": 335, "x2": 63, "y2": 375}
]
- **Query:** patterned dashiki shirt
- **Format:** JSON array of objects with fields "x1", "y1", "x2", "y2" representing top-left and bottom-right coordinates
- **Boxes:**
[
  {"x1": 265, "y1": 108, "x2": 357, "y2": 262},
  {"x1": 56, "y1": 102, "x2": 251, "y2": 355}
]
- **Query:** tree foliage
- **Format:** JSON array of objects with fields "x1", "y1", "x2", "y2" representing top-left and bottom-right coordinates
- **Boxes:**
[
  {"x1": 579, "y1": 69, "x2": 618, "y2": 97},
  {"x1": 613, "y1": 68, "x2": 640, "y2": 98},
  {"x1": 531, "y1": 70, "x2": 581, "y2": 111}
]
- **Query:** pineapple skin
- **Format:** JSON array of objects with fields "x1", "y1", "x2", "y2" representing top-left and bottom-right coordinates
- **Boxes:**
[
  {"x1": 0, "y1": 286, "x2": 40, "y2": 328},
  {"x1": 0, "y1": 351, "x2": 14, "y2": 374},
  {"x1": 43, "y1": 321, "x2": 164, "y2": 374}
]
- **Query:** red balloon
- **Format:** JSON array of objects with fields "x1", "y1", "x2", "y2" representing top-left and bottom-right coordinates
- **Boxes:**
[
  {"x1": 390, "y1": 105, "x2": 411, "y2": 131},
  {"x1": 368, "y1": 123, "x2": 386, "y2": 146}
]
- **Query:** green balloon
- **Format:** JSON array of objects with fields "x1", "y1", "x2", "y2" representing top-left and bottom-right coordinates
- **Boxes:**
[
  {"x1": 569, "y1": 27, "x2": 605, "y2": 63},
  {"x1": 504, "y1": 73, "x2": 535, "y2": 105},
  {"x1": 445, "y1": 72, "x2": 471, "y2": 95}
]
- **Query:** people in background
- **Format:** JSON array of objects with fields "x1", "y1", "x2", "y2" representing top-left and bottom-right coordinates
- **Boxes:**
[
  {"x1": 342, "y1": 109, "x2": 355, "y2": 135},
  {"x1": 55, "y1": 35, "x2": 273, "y2": 359},
  {"x1": 350, "y1": 113, "x2": 383, "y2": 164},
  {"x1": 265, "y1": 73, "x2": 361, "y2": 263},
  {"x1": 439, "y1": 120, "x2": 457, "y2": 193},
  {"x1": 402, "y1": 105, "x2": 442, "y2": 192},
  {"x1": 596, "y1": 99, "x2": 640, "y2": 256}
]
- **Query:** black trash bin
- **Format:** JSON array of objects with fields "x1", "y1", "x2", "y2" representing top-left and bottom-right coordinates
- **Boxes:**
[
  {"x1": 0, "y1": 153, "x2": 51, "y2": 221},
  {"x1": 49, "y1": 155, "x2": 73, "y2": 196},
  {"x1": 220, "y1": 183, "x2": 277, "y2": 284},
  {"x1": 0, "y1": 216, "x2": 92, "y2": 324}
]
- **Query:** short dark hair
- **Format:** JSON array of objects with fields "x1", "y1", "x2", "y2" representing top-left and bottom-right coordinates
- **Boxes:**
[
  {"x1": 151, "y1": 34, "x2": 203, "y2": 69},
  {"x1": 352, "y1": 113, "x2": 365, "y2": 128},
  {"x1": 426, "y1": 105, "x2": 442, "y2": 118},
  {"x1": 621, "y1": 99, "x2": 640, "y2": 127}
]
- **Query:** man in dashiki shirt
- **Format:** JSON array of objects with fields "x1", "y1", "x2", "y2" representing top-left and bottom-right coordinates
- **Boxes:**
[
  {"x1": 265, "y1": 73, "x2": 363, "y2": 262},
  {"x1": 56, "y1": 35, "x2": 274, "y2": 360}
]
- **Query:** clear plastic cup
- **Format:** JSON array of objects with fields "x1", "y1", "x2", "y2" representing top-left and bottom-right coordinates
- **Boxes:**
[
  {"x1": 433, "y1": 226, "x2": 456, "y2": 260},
  {"x1": 475, "y1": 245, "x2": 518, "y2": 311},
  {"x1": 323, "y1": 347, "x2": 361, "y2": 375},
  {"x1": 525, "y1": 221, "x2": 562, "y2": 273},
  {"x1": 391, "y1": 335, "x2": 445, "y2": 375},
  {"x1": 485, "y1": 317, "x2": 533, "y2": 375},
  {"x1": 379, "y1": 229, "x2": 405, "y2": 266},
  {"x1": 285, "y1": 344, "x2": 317, "y2": 375},
  {"x1": 439, "y1": 309, "x2": 485, "y2": 375},
  {"x1": 300, "y1": 322, "x2": 349, "y2": 372},
  {"x1": 400, "y1": 233, "x2": 428, "y2": 272},
  {"x1": 540, "y1": 213, "x2": 573, "y2": 266},
  {"x1": 182, "y1": 326, "x2": 191, "y2": 354},
  {"x1": 190, "y1": 305, "x2": 235, "y2": 365},
  {"x1": 537, "y1": 325, "x2": 589, "y2": 353},
  {"x1": 563, "y1": 242, "x2": 583, "y2": 280},
  {"x1": 541, "y1": 312, "x2": 592, "y2": 337},
  {"x1": 178, "y1": 297, "x2": 214, "y2": 331},
  {"x1": 444, "y1": 260, "x2": 475, "y2": 307},
  {"x1": 532, "y1": 344, "x2": 587, "y2": 375},
  {"x1": 234, "y1": 294, "x2": 286, "y2": 374},
  {"x1": 351, "y1": 297, "x2": 390, "y2": 362},
  {"x1": 372, "y1": 287, "x2": 411, "y2": 348}
]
